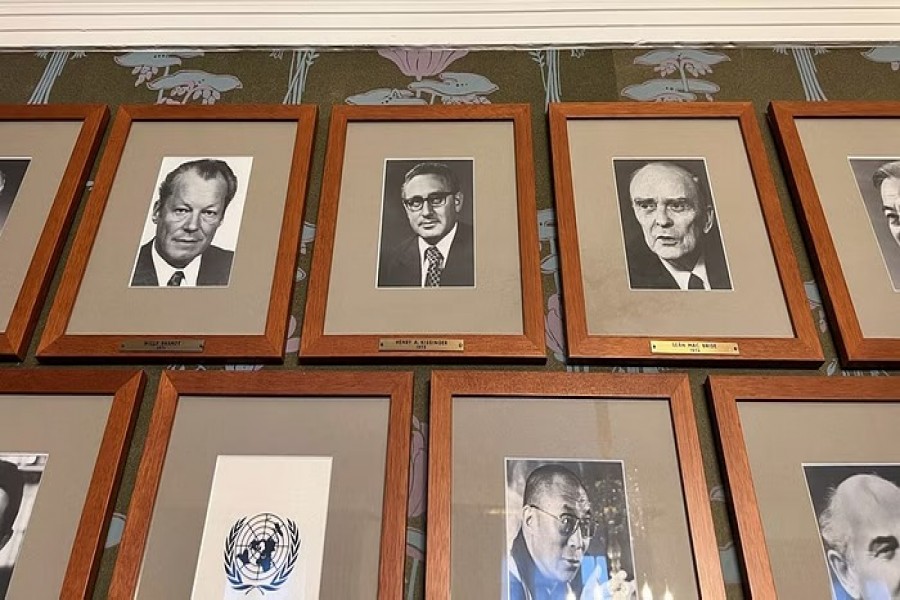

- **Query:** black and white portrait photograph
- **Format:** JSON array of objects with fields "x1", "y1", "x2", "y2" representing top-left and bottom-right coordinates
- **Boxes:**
[
  {"x1": 376, "y1": 158, "x2": 475, "y2": 288},
  {"x1": 0, "y1": 158, "x2": 31, "y2": 237},
  {"x1": 128, "y1": 156, "x2": 253, "y2": 288},
  {"x1": 849, "y1": 158, "x2": 900, "y2": 291},
  {"x1": 505, "y1": 458, "x2": 637, "y2": 600},
  {"x1": 804, "y1": 464, "x2": 900, "y2": 600},
  {"x1": 613, "y1": 158, "x2": 733, "y2": 291},
  {"x1": 0, "y1": 453, "x2": 47, "y2": 597}
]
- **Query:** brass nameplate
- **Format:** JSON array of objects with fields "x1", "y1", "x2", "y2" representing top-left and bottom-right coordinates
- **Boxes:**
[
  {"x1": 650, "y1": 340, "x2": 739, "y2": 355},
  {"x1": 119, "y1": 339, "x2": 205, "y2": 353},
  {"x1": 379, "y1": 338, "x2": 464, "y2": 352}
]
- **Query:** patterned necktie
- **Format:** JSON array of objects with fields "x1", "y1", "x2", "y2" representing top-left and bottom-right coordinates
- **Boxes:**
[
  {"x1": 688, "y1": 273, "x2": 704, "y2": 290},
  {"x1": 424, "y1": 246, "x2": 444, "y2": 287},
  {"x1": 167, "y1": 271, "x2": 185, "y2": 287}
]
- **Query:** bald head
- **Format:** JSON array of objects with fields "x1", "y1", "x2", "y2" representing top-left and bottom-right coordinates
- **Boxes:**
[
  {"x1": 628, "y1": 162, "x2": 714, "y2": 270},
  {"x1": 821, "y1": 474, "x2": 900, "y2": 599},
  {"x1": 523, "y1": 464, "x2": 586, "y2": 507}
]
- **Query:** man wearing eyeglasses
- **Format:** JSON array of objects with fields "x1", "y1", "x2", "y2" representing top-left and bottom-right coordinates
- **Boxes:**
[
  {"x1": 508, "y1": 464, "x2": 634, "y2": 600},
  {"x1": 377, "y1": 161, "x2": 475, "y2": 288}
]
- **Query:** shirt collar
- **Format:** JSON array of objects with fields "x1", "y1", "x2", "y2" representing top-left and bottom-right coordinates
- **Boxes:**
[
  {"x1": 150, "y1": 241, "x2": 202, "y2": 287},
  {"x1": 417, "y1": 223, "x2": 459, "y2": 286},
  {"x1": 660, "y1": 253, "x2": 709, "y2": 290}
]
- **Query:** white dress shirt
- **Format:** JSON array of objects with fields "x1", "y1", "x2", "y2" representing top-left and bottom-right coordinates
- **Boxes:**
[
  {"x1": 660, "y1": 254, "x2": 710, "y2": 290},
  {"x1": 416, "y1": 223, "x2": 458, "y2": 287},
  {"x1": 151, "y1": 242, "x2": 202, "y2": 287}
]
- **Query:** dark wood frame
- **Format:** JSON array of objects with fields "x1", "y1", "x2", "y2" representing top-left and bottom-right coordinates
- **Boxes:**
[
  {"x1": 107, "y1": 370, "x2": 412, "y2": 600},
  {"x1": 0, "y1": 368, "x2": 145, "y2": 599},
  {"x1": 300, "y1": 104, "x2": 545, "y2": 360},
  {"x1": 549, "y1": 102, "x2": 821, "y2": 364},
  {"x1": 0, "y1": 104, "x2": 108, "y2": 360},
  {"x1": 769, "y1": 101, "x2": 900, "y2": 367},
  {"x1": 708, "y1": 375, "x2": 900, "y2": 598},
  {"x1": 37, "y1": 104, "x2": 317, "y2": 362},
  {"x1": 426, "y1": 370, "x2": 724, "y2": 599}
]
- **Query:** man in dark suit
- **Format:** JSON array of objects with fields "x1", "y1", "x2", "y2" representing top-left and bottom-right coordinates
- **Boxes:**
[
  {"x1": 377, "y1": 162, "x2": 474, "y2": 287},
  {"x1": 131, "y1": 158, "x2": 237, "y2": 287},
  {"x1": 626, "y1": 161, "x2": 731, "y2": 290}
]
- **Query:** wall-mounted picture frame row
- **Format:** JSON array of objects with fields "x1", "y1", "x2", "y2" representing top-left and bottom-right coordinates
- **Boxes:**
[
  {"x1": 3, "y1": 369, "x2": 897, "y2": 598},
  {"x1": 2, "y1": 102, "x2": 898, "y2": 366}
]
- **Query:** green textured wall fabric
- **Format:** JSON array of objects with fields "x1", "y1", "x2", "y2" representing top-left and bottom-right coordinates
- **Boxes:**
[{"x1": 0, "y1": 45, "x2": 898, "y2": 599}]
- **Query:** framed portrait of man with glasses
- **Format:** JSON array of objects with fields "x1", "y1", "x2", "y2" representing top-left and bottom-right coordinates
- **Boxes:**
[{"x1": 377, "y1": 158, "x2": 475, "y2": 289}]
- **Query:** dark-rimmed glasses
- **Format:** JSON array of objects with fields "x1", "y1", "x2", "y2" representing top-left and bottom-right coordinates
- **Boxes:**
[
  {"x1": 528, "y1": 504, "x2": 596, "y2": 538},
  {"x1": 401, "y1": 192, "x2": 454, "y2": 212}
]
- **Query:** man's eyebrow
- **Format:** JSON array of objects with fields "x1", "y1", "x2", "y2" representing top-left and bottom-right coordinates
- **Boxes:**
[
  {"x1": 884, "y1": 206, "x2": 898, "y2": 213},
  {"x1": 868, "y1": 535, "x2": 898, "y2": 552}
]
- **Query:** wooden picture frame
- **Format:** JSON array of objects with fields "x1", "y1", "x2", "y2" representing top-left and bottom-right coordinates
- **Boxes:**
[
  {"x1": 300, "y1": 105, "x2": 544, "y2": 360},
  {"x1": 0, "y1": 104, "x2": 108, "y2": 360},
  {"x1": 708, "y1": 375, "x2": 900, "y2": 599},
  {"x1": 550, "y1": 102, "x2": 821, "y2": 364},
  {"x1": 769, "y1": 101, "x2": 900, "y2": 367},
  {"x1": 426, "y1": 370, "x2": 723, "y2": 599},
  {"x1": 108, "y1": 370, "x2": 412, "y2": 599},
  {"x1": 0, "y1": 368, "x2": 145, "y2": 598},
  {"x1": 38, "y1": 104, "x2": 317, "y2": 362}
]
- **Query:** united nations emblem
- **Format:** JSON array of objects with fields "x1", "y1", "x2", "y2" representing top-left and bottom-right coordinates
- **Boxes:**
[{"x1": 223, "y1": 513, "x2": 301, "y2": 594}]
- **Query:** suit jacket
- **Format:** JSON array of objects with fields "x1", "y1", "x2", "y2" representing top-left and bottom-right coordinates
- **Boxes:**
[
  {"x1": 627, "y1": 242, "x2": 731, "y2": 290},
  {"x1": 378, "y1": 221, "x2": 475, "y2": 287},
  {"x1": 130, "y1": 240, "x2": 234, "y2": 286}
]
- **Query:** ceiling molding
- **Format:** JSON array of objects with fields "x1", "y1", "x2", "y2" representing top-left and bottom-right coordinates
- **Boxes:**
[{"x1": 2, "y1": 0, "x2": 899, "y2": 47}]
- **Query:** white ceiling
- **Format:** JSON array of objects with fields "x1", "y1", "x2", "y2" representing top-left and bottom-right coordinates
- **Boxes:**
[{"x1": 1, "y1": 0, "x2": 899, "y2": 47}]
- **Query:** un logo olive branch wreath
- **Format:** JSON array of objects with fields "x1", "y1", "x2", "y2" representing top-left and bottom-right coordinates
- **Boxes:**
[{"x1": 223, "y1": 515, "x2": 301, "y2": 594}]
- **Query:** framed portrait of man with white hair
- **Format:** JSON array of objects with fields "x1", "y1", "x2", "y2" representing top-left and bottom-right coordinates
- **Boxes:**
[
  {"x1": 549, "y1": 102, "x2": 821, "y2": 364},
  {"x1": 770, "y1": 101, "x2": 900, "y2": 367},
  {"x1": 38, "y1": 104, "x2": 317, "y2": 362},
  {"x1": 709, "y1": 375, "x2": 900, "y2": 599}
]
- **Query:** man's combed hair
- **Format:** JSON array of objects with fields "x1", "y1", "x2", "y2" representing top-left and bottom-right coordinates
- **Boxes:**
[
  {"x1": 0, "y1": 459, "x2": 24, "y2": 536},
  {"x1": 158, "y1": 158, "x2": 239, "y2": 209},
  {"x1": 402, "y1": 162, "x2": 459, "y2": 195},
  {"x1": 630, "y1": 161, "x2": 712, "y2": 211},
  {"x1": 873, "y1": 160, "x2": 900, "y2": 190},
  {"x1": 522, "y1": 464, "x2": 586, "y2": 506}
]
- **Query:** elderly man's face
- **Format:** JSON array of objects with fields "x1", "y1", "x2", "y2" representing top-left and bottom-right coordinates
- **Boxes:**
[
  {"x1": 152, "y1": 169, "x2": 227, "y2": 269},
  {"x1": 629, "y1": 164, "x2": 713, "y2": 270},
  {"x1": 524, "y1": 479, "x2": 591, "y2": 584},
  {"x1": 401, "y1": 173, "x2": 462, "y2": 244},
  {"x1": 831, "y1": 479, "x2": 900, "y2": 599},
  {"x1": 880, "y1": 176, "x2": 900, "y2": 248}
]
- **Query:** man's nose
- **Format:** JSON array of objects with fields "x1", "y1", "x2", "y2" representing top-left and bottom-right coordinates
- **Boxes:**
[
  {"x1": 653, "y1": 205, "x2": 672, "y2": 226},
  {"x1": 567, "y1": 526, "x2": 586, "y2": 547},
  {"x1": 421, "y1": 202, "x2": 435, "y2": 216},
  {"x1": 183, "y1": 212, "x2": 201, "y2": 231}
]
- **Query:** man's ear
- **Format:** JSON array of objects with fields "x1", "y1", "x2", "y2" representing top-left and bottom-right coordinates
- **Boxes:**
[
  {"x1": 702, "y1": 205, "x2": 715, "y2": 234},
  {"x1": 522, "y1": 505, "x2": 536, "y2": 531},
  {"x1": 453, "y1": 192, "x2": 464, "y2": 213},
  {"x1": 828, "y1": 548, "x2": 861, "y2": 599},
  {"x1": 151, "y1": 200, "x2": 161, "y2": 225}
]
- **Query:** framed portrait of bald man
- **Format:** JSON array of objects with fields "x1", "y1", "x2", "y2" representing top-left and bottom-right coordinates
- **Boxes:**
[
  {"x1": 38, "y1": 104, "x2": 317, "y2": 361},
  {"x1": 427, "y1": 371, "x2": 727, "y2": 600},
  {"x1": 709, "y1": 375, "x2": 900, "y2": 600},
  {"x1": 301, "y1": 105, "x2": 543, "y2": 360},
  {"x1": 550, "y1": 102, "x2": 820, "y2": 364},
  {"x1": 0, "y1": 105, "x2": 108, "y2": 360},
  {"x1": 770, "y1": 101, "x2": 900, "y2": 367}
]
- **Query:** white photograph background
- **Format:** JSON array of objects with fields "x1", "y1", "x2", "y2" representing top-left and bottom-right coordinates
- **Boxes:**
[
  {"x1": 848, "y1": 157, "x2": 900, "y2": 291},
  {"x1": 504, "y1": 458, "x2": 636, "y2": 600},
  {"x1": 191, "y1": 455, "x2": 333, "y2": 600},
  {"x1": 0, "y1": 453, "x2": 48, "y2": 598}
]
